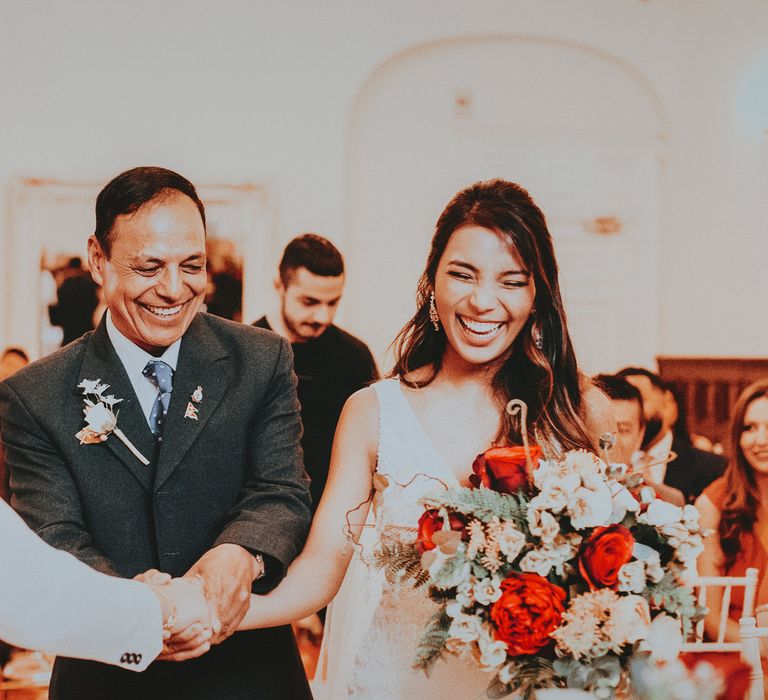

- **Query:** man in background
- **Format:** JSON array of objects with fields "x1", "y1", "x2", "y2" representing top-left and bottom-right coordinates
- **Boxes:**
[
  {"x1": 0, "y1": 347, "x2": 28, "y2": 503},
  {"x1": 49, "y1": 257, "x2": 99, "y2": 345},
  {"x1": 254, "y1": 234, "x2": 378, "y2": 513},
  {"x1": 617, "y1": 367, "x2": 725, "y2": 504},
  {"x1": 0, "y1": 347, "x2": 28, "y2": 383}
]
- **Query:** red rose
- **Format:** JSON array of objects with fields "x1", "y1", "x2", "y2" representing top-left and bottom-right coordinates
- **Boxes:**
[
  {"x1": 578, "y1": 524, "x2": 635, "y2": 590},
  {"x1": 490, "y1": 572, "x2": 566, "y2": 656},
  {"x1": 416, "y1": 509, "x2": 467, "y2": 553},
  {"x1": 469, "y1": 445, "x2": 543, "y2": 495}
]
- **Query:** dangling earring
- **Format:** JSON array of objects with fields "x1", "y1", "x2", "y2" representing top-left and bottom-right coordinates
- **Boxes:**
[
  {"x1": 428, "y1": 291, "x2": 440, "y2": 331},
  {"x1": 532, "y1": 324, "x2": 543, "y2": 350}
]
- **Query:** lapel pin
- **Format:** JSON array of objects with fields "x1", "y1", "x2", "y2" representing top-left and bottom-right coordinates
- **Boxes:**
[
  {"x1": 192, "y1": 386, "x2": 203, "y2": 403},
  {"x1": 184, "y1": 402, "x2": 199, "y2": 421}
]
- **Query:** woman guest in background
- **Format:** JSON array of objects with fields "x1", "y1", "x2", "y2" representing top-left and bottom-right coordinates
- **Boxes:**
[
  {"x1": 0, "y1": 498, "x2": 213, "y2": 670},
  {"x1": 235, "y1": 179, "x2": 611, "y2": 697},
  {"x1": 695, "y1": 379, "x2": 768, "y2": 643}
]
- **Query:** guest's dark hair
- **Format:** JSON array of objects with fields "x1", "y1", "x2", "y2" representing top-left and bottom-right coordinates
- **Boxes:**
[
  {"x1": 390, "y1": 179, "x2": 594, "y2": 452},
  {"x1": 594, "y1": 374, "x2": 646, "y2": 428},
  {"x1": 94, "y1": 166, "x2": 206, "y2": 256},
  {"x1": 278, "y1": 234, "x2": 344, "y2": 286},
  {"x1": 719, "y1": 378, "x2": 768, "y2": 569},
  {"x1": 1, "y1": 346, "x2": 29, "y2": 362},
  {"x1": 616, "y1": 367, "x2": 667, "y2": 392}
]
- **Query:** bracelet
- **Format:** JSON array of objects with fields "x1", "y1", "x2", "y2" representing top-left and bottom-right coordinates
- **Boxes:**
[{"x1": 254, "y1": 553, "x2": 265, "y2": 580}]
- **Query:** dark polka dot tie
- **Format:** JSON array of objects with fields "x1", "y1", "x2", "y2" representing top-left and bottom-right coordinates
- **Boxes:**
[{"x1": 142, "y1": 360, "x2": 174, "y2": 441}]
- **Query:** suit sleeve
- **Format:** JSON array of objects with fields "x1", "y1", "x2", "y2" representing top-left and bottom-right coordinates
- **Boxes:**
[
  {"x1": 0, "y1": 380, "x2": 117, "y2": 574},
  {"x1": 213, "y1": 337, "x2": 312, "y2": 592},
  {"x1": 0, "y1": 500, "x2": 162, "y2": 670}
]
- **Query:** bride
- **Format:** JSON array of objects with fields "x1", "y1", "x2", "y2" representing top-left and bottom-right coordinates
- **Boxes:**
[{"x1": 240, "y1": 179, "x2": 610, "y2": 697}]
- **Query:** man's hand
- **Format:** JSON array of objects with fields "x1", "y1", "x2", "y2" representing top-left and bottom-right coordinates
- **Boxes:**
[
  {"x1": 152, "y1": 576, "x2": 218, "y2": 662},
  {"x1": 186, "y1": 543, "x2": 262, "y2": 645},
  {"x1": 134, "y1": 568, "x2": 172, "y2": 585}
]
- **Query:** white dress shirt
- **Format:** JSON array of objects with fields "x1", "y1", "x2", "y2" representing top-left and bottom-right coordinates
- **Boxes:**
[
  {"x1": 106, "y1": 313, "x2": 181, "y2": 428},
  {"x1": 643, "y1": 429, "x2": 674, "y2": 484},
  {"x1": 0, "y1": 500, "x2": 162, "y2": 671}
]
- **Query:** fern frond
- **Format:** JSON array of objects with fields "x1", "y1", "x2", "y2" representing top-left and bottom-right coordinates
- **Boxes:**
[
  {"x1": 373, "y1": 540, "x2": 427, "y2": 588},
  {"x1": 413, "y1": 607, "x2": 450, "y2": 675},
  {"x1": 421, "y1": 486, "x2": 528, "y2": 529}
]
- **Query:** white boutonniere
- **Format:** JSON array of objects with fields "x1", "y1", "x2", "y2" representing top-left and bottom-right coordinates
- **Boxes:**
[{"x1": 75, "y1": 379, "x2": 150, "y2": 465}]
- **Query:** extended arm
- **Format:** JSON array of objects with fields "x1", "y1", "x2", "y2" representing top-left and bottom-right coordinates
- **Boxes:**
[
  {"x1": 0, "y1": 499, "x2": 161, "y2": 669},
  {"x1": 238, "y1": 387, "x2": 379, "y2": 629}
]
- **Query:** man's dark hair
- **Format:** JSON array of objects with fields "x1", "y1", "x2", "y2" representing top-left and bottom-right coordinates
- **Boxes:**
[
  {"x1": 1, "y1": 346, "x2": 29, "y2": 362},
  {"x1": 594, "y1": 374, "x2": 646, "y2": 427},
  {"x1": 278, "y1": 234, "x2": 344, "y2": 286},
  {"x1": 616, "y1": 366, "x2": 667, "y2": 392},
  {"x1": 94, "y1": 166, "x2": 206, "y2": 256}
]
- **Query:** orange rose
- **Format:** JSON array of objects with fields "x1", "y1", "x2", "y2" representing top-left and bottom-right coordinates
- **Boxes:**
[
  {"x1": 469, "y1": 445, "x2": 542, "y2": 495},
  {"x1": 416, "y1": 509, "x2": 468, "y2": 553},
  {"x1": 578, "y1": 524, "x2": 635, "y2": 590},
  {"x1": 490, "y1": 572, "x2": 566, "y2": 656}
]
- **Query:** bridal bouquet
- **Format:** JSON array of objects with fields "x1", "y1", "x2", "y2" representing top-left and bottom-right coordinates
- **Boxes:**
[{"x1": 374, "y1": 426, "x2": 707, "y2": 699}]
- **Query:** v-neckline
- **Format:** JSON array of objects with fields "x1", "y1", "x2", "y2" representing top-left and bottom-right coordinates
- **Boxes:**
[{"x1": 393, "y1": 379, "x2": 473, "y2": 487}]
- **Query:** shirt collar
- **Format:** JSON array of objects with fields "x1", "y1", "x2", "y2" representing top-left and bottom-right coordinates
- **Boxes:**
[
  {"x1": 106, "y1": 312, "x2": 181, "y2": 379},
  {"x1": 647, "y1": 429, "x2": 674, "y2": 461}
]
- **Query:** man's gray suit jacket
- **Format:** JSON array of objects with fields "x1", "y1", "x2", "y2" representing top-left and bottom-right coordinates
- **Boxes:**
[{"x1": 0, "y1": 313, "x2": 313, "y2": 699}]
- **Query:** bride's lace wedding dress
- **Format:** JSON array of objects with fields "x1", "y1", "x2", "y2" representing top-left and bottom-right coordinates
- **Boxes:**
[{"x1": 312, "y1": 378, "x2": 492, "y2": 699}]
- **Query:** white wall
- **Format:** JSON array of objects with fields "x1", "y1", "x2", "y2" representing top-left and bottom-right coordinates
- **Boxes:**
[{"x1": 1, "y1": 0, "x2": 766, "y2": 364}]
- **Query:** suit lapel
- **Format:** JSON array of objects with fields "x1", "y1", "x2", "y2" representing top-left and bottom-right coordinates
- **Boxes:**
[
  {"x1": 76, "y1": 320, "x2": 156, "y2": 491},
  {"x1": 155, "y1": 316, "x2": 231, "y2": 489}
]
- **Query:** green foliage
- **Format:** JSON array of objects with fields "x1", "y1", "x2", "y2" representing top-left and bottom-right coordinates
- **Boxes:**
[
  {"x1": 487, "y1": 658, "x2": 558, "y2": 699},
  {"x1": 421, "y1": 486, "x2": 529, "y2": 530},
  {"x1": 413, "y1": 607, "x2": 450, "y2": 674},
  {"x1": 373, "y1": 540, "x2": 429, "y2": 588},
  {"x1": 642, "y1": 571, "x2": 701, "y2": 636}
]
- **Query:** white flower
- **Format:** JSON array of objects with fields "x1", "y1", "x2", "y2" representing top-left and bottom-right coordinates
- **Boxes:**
[
  {"x1": 646, "y1": 613, "x2": 683, "y2": 662},
  {"x1": 455, "y1": 581, "x2": 475, "y2": 608},
  {"x1": 83, "y1": 402, "x2": 117, "y2": 433},
  {"x1": 77, "y1": 378, "x2": 101, "y2": 394},
  {"x1": 681, "y1": 504, "x2": 701, "y2": 530},
  {"x1": 477, "y1": 629, "x2": 508, "y2": 669},
  {"x1": 527, "y1": 508, "x2": 560, "y2": 544},
  {"x1": 532, "y1": 459, "x2": 561, "y2": 489},
  {"x1": 530, "y1": 473, "x2": 580, "y2": 514},
  {"x1": 100, "y1": 394, "x2": 123, "y2": 408},
  {"x1": 447, "y1": 612, "x2": 483, "y2": 644},
  {"x1": 642, "y1": 499, "x2": 683, "y2": 528},
  {"x1": 473, "y1": 577, "x2": 503, "y2": 606},
  {"x1": 519, "y1": 534, "x2": 580, "y2": 577},
  {"x1": 611, "y1": 594, "x2": 651, "y2": 646},
  {"x1": 609, "y1": 482, "x2": 640, "y2": 523},
  {"x1": 618, "y1": 560, "x2": 646, "y2": 593},
  {"x1": 567, "y1": 482, "x2": 613, "y2": 529},
  {"x1": 639, "y1": 549, "x2": 665, "y2": 584},
  {"x1": 563, "y1": 449, "x2": 606, "y2": 477},
  {"x1": 497, "y1": 523, "x2": 527, "y2": 561},
  {"x1": 518, "y1": 548, "x2": 554, "y2": 577}
]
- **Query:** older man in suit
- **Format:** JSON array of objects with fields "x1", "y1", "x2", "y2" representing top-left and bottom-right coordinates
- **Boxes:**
[{"x1": 0, "y1": 167, "x2": 313, "y2": 699}]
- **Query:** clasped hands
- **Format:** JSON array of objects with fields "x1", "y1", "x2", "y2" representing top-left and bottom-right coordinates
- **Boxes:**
[{"x1": 136, "y1": 543, "x2": 262, "y2": 662}]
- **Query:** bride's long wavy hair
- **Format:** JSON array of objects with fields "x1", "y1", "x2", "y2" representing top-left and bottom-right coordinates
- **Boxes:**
[
  {"x1": 390, "y1": 179, "x2": 594, "y2": 452},
  {"x1": 719, "y1": 379, "x2": 768, "y2": 569}
]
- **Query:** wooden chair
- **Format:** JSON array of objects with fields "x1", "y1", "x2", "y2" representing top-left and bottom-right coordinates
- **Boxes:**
[{"x1": 680, "y1": 567, "x2": 764, "y2": 699}]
